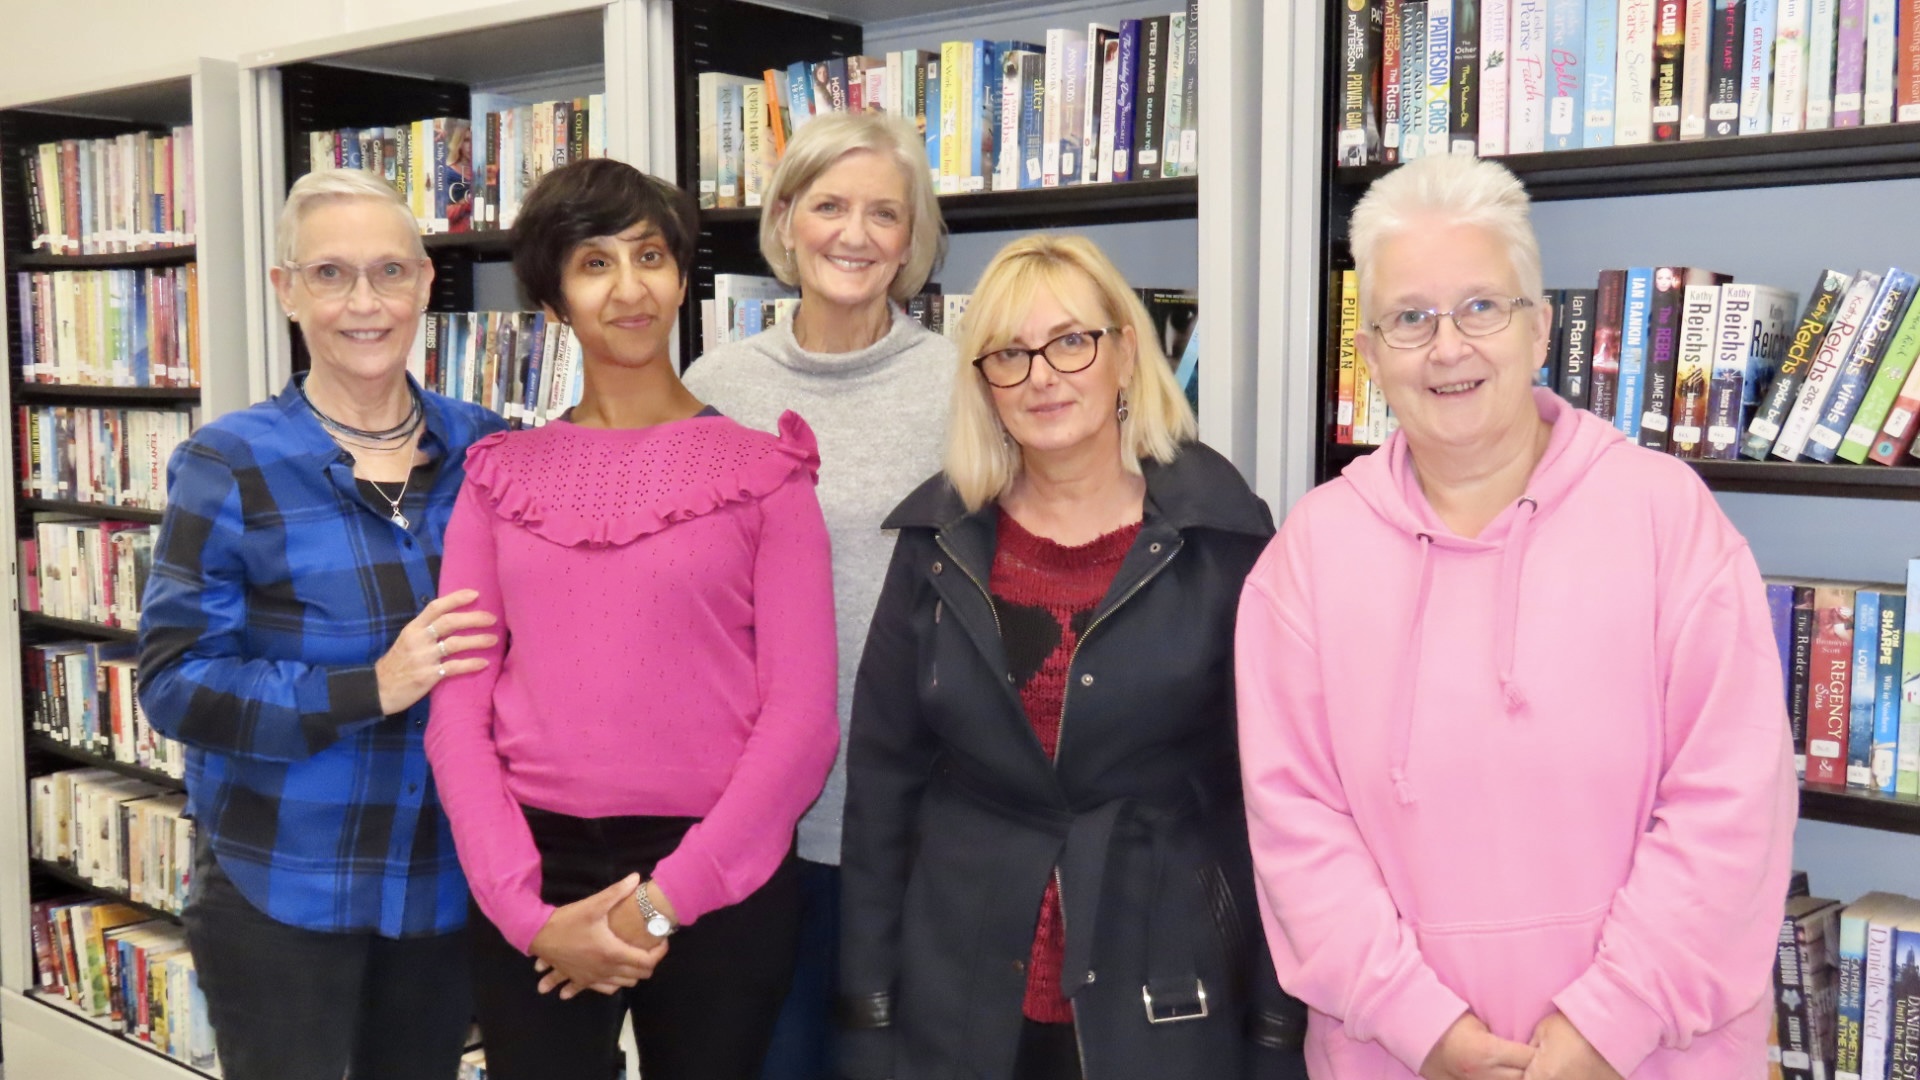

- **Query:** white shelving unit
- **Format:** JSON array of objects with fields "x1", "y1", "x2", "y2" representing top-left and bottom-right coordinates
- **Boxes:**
[{"x1": 0, "y1": 58, "x2": 246, "y2": 1080}]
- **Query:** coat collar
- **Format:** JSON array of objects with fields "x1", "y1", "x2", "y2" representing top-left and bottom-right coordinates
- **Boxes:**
[{"x1": 882, "y1": 441, "x2": 1274, "y2": 539}]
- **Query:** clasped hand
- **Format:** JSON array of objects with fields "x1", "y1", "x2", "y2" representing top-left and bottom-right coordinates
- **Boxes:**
[
  {"x1": 1420, "y1": 1011, "x2": 1622, "y2": 1080},
  {"x1": 527, "y1": 873, "x2": 670, "y2": 1000}
]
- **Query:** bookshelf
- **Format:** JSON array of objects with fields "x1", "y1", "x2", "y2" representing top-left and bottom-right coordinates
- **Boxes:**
[
  {"x1": 1268, "y1": 3, "x2": 1920, "y2": 901},
  {"x1": 0, "y1": 58, "x2": 244, "y2": 1080}
]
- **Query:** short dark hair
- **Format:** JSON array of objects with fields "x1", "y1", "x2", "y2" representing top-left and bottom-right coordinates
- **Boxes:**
[{"x1": 511, "y1": 159, "x2": 700, "y2": 319}]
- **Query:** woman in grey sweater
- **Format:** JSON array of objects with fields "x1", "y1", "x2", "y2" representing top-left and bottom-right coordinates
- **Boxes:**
[{"x1": 680, "y1": 109, "x2": 955, "y2": 1080}]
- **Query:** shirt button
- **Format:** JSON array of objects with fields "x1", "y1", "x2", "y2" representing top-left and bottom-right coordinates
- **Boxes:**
[
  {"x1": 419, "y1": 594, "x2": 432, "y2": 605},
  {"x1": 1149, "y1": 542, "x2": 1162, "y2": 554},
  {"x1": 1007, "y1": 673, "x2": 1016, "y2": 683},
  {"x1": 1080, "y1": 673, "x2": 1095, "y2": 687},
  {"x1": 1085, "y1": 970, "x2": 1097, "y2": 984},
  {"x1": 1013, "y1": 959, "x2": 1026, "y2": 973},
  {"x1": 407, "y1": 783, "x2": 419, "y2": 795},
  {"x1": 931, "y1": 561, "x2": 944, "y2": 575}
]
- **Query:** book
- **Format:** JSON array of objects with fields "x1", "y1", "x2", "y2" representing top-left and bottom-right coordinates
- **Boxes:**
[
  {"x1": 1864, "y1": 0, "x2": 1898, "y2": 122},
  {"x1": 1388, "y1": 0, "x2": 1410, "y2": 159},
  {"x1": 1548, "y1": 0, "x2": 1590, "y2": 147},
  {"x1": 1617, "y1": 0, "x2": 1660, "y2": 142},
  {"x1": 1681, "y1": 0, "x2": 1715, "y2": 133},
  {"x1": 1839, "y1": 284, "x2": 1920, "y2": 461},
  {"x1": 1511, "y1": 0, "x2": 1551, "y2": 151},
  {"x1": 1134, "y1": 16, "x2": 1173, "y2": 179},
  {"x1": 1705, "y1": 283, "x2": 1797, "y2": 459},
  {"x1": 1452, "y1": 0, "x2": 1485, "y2": 152},
  {"x1": 1652, "y1": 0, "x2": 1690, "y2": 139},
  {"x1": 1900, "y1": 558, "x2": 1920, "y2": 795},
  {"x1": 1835, "y1": 0, "x2": 1869, "y2": 125},
  {"x1": 1806, "y1": 268, "x2": 1918, "y2": 462},
  {"x1": 1848, "y1": 588, "x2": 1884, "y2": 788},
  {"x1": 1427, "y1": 0, "x2": 1456, "y2": 156},
  {"x1": 1741, "y1": 0, "x2": 1781, "y2": 132},
  {"x1": 1772, "y1": 270, "x2": 1885, "y2": 461},
  {"x1": 1670, "y1": 281, "x2": 1723, "y2": 455},
  {"x1": 1403, "y1": 1, "x2": 1432, "y2": 159},
  {"x1": 1864, "y1": 301, "x2": 1920, "y2": 463},
  {"x1": 1837, "y1": 893, "x2": 1907, "y2": 1078},
  {"x1": 1808, "y1": 0, "x2": 1844, "y2": 125},
  {"x1": 1586, "y1": 0, "x2": 1621, "y2": 144},
  {"x1": 1590, "y1": 269, "x2": 1629, "y2": 422},
  {"x1": 1743, "y1": 269, "x2": 1856, "y2": 459},
  {"x1": 1777, "y1": 896, "x2": 1842, "y2": 1080},
  {"x1": 1559, "y1": 288, "x2": 1598, "y2": 409},
  {"x1": 1640, "y1": 267, "x2": 1729, "y2": 450},
  {"x1": 1615, "y1": 267, "x2": 1655, "y2": 437},
  {"x1": 1874, "y1": 593, "x2": 1905, "y2": 794},
  {"x1": 1775, "y1": 0, "x2": 1813, "y2": 128},
  {"x1": 1808, "y1": 582, "x2": 1858, "y2": 787},
  {"x1": 1709, "y1": 0, "x2": 1748, "y2": 134}
]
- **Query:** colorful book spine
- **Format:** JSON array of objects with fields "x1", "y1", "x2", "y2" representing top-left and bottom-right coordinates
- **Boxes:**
[
  {"x1": 1848, "y1": 588, "x2": 1882, "y2": 788},
  {"x1": 1590, "y1": 268, "x2": 1629, "y2": 418},
  {"x1": 1560, "y1": 288, "x2": 1598, "y2": 408},
  {"x1": 1835, "y1": 0, "x2": 1869, "y2": 124},
  {"x1": 1426, "y1": 0, "x2": 1456, "y2": 155},
  {"x1": 1388, "y1": 0, "x2": 1409, "y2": 159},
  {"x1": 1808, "y1": 582, "x2": 1857, "y2": 786},
  {"x1": 1900, "y1": 558, "x2": 1920, "y2": 795},
  {"x1": 1842, "y1": 278, "x2": 1920, "y2": 461},
  {"x1": 1741, "y1": 0, "x2": 1781, "y2": 131},
  {"x1": 1774, "y1": 271, "x2": 1882, "y2": 461},
  {"x1": 1805, "y1": 269, "x2": 1915, "y2": 462},
  {"x1": 1901, "y1": 0, "x2": 1920, "y2": 120},
  {"x1": 1617, "y1": 0, "x2": 1660, "y2": 142},
  {"x1": 1652, "y1": 0, "x2": 1689, "y2": 139},
  {"x1": 1864, "y1": 0, "x2": 1898, "y2": 122},
  {"x1": 1775, "y1": 0, "x2": 1814, "y2": 128},
  {"x1": 1615, "y1": 267, "x2": 1655, "y2": 437},
  {"x1": 1744, "y1": 269, "x2": 1853, "y2": 459},
  {"x1": 1808, "y1": 0, "x2": 1844, "y2": 125},
  {"x1": 1481, "y1": 0, "x2": 1512, "y2": 154},
  {"x1": 1403, "y1": 1, "x2": 1432, "y2": 159},
  {"x1": 1451, "y1": 0, "x2": 1483, "y2": 153},
  {"x1": 1681, "y1": 0, "x2": 1715, "y2": 134},
  {"x1": 1671, "y1": 282, "x2": 1722, "y2": 455},
  {"x1": 1510, "y1": 0, "x2": 1551, "y2": 150},
  {"x1": 1586, "y1": 0, "x2": 1621, "y2": 143},
  {"x1": 1043, "y1": 31, "x2": 1067, "y2": 185},
  {"x1": 1115, "y1": 21, "x2": 1141, "y2": 181},
  {"x1": 1709, "y1": 0, "x2": 1748, "y2": 134},
  {"x1": 1874, "y1": 595, "x2": 1904, "y2": 794}
]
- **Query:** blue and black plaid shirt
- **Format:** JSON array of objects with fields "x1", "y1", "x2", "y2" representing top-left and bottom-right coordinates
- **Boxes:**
[{"x1": 138, "y1": 376, "x2": 506, "y2": 937}]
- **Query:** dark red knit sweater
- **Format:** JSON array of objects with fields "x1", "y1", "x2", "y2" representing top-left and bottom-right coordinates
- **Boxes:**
[{"x1": 989, "y1": 511, "x2": 1141, "y2": 1024}]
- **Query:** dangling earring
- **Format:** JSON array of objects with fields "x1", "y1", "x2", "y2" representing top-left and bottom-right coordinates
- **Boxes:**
[
  {"x1": 785, "y1": 248, "x2": 797, "y2": 274},
  {"x1": 1001, "y1": 427, "x2": 1015, "y2": 447},
  {"x1": 1116, "y1": 394, "x2": 1130, "y2": 422}
]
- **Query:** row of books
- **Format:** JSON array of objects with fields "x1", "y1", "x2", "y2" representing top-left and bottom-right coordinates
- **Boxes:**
[
  {"x1": 14, "y1": 266, "x2": 202, "y2": 388},
  {"x1": 29, "y1": 899, "x2": 215, "y2": 1073},
  {"x1": 28, "y1": 641, "x2": 184, "y2": 780},
  {"x1": 15, "y1": 406, "x2": 193, "y2": 511},
  {"x1": 20, "y1": 127, "x2": 197, "y2": 255},
  {"x1": 695, "y1": 7, "x2": 1200, "y2": 209},
  {"x1": 405, "y1": 310, "x2": 583, "y2": 428},
  {"x1": 304, "y1": 95, "x2": 606, "y2": 236},
  {"x1": 1336, "y1": 0, "x2": 1920, "y2": 166},
  {"x1": 1773, "y1": 885, "x2": 1920, "y2": 1080},
  {"x1": 1765, "y1": 573, "x2": 1920, "y2": 792},
  {"x1": 22, "y1": 520, "x2": 155, "y2": 631},
  {"x1": 1328, "y1": 268, "x2": 1402, "y2": 445},
  {"x1": 30, "y1": 767, "x2": 192, "y2": 915}
]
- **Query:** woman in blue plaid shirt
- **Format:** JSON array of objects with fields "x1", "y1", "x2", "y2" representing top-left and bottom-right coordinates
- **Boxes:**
[{"x1": 138, "y1": 169, "x2": 507, "y2": 1080}]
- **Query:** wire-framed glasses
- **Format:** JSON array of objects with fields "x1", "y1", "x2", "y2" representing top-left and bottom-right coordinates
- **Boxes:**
[
  {"x1": 973, "y1": 327, "x2": 1118, "y2": 388},
  {"x1": 1371, "y1": 295, "x2": 1535, "y2": 349},
  {"x1": 283, "y1": 259, "x2": 429, "y2": 300}
]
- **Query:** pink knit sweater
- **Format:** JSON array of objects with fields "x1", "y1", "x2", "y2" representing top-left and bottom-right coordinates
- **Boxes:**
[{"x1": 426, "y1": 410, "x2": 838, "y2": 954}]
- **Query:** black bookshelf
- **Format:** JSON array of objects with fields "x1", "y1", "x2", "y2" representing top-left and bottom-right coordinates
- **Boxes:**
[
  {"x1": 18, "y1": 498, "x2": 166, "y2": 524},
  {"x1": 21, "y1": 612, "x2": 138, "y2": 643},
  {"x1": 1800, "y1": 783, "x2": 1920, "y2": 836},
  {"x1": 13, "y1": 383, "x2": 200, "y2": 404},
  {"x1": 421, "y1": 230, "x2": 515, "y2": 259},
  {"x1": 702, "y1": 176, "x2": 1201, "y2": 232},
  {"x1": 27, "y1": 734, "x2": 181, "y2": 790},
  {"x1": 1333, "y1": 124, "x2": 1920, "y2": 201},
  {"x1": 10, "y1": 246, "x2": 196, "y2": 270},
  {"x1": 31, "y1": 858, "x2": 182, "y2": 924},
  {"x1": 23, "y1": 992, "x2": 217, "y2": 1080}
]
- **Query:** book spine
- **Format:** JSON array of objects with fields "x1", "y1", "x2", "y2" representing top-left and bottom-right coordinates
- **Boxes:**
[
  {"x1": 1901, "y1": 561, "x2": 1920, "y2": 795},
  {"x1": 1808, "y1": 582, "x2": 1857, "y2": 786},
  {"x1": 1874, "y1": 595, "x2": 1904, "y2": 793},
  {"x1": 1616, "y1": 267, "x2": 1655, "y2": 436},
  {"x1": 940, "y1": 42, "x2": 963, "y2": 191},
  {"x1": 1560, "y1": 288, "x2": 1597, "y2": 408},
  {"x1": 1163, "y1": 14, "x2": 1189, "y2": 174},
  {"x1": 1742, "y1": 0, "x2": 1781, "y2": 131},
  {"x1": 1481, "y1": 0, "x2": 1512, "y2": 153},
  {"x1": 1617, "y1": 0, "x2": 1660, "y2": 142},
  {"x1": 998, "y1": 53, "x2": 1024, "y2": 191},
  {"x1": 1680, "y1": 0, "x2": 1715, "y2": 133},
  {"x1": 1426, "y1": 0, "x2": 1455, "y2": 156},
  {"x1": 1044, "y1": 29, "x2": 1066, "y2": 184},
  {"x1": 1890, "y1": 928, "x2": 1920, "y2": 1078},
  {"x1": 1864, "y1": 910, "x2": 1897, "y2": 1077},
  {"x1": 1835, "y1": 0, "x2": 1869, "y2": 124},
  {"x1": 1809, "y1": 0, "x2": 1844, "y2": 125},
  {"x1": 1548, "y1": 0, "x2": 1589, "y2": 145},
  {"x1": 743, "y1": 82, "x2": 766, "y2": 207},
  {"x1": 1900, "y1": 0, "x2": 1920, "y2": 120},
  {"x1": 1838, "y1": 903, "x2": 1871, "y2": 1080},
  {"x1": 1865, "y1": 0, "x2": 1898, "y2": 121},
  {"x1": 1842, "y1": 275, "x2": 1920, "y2": 460},
  {"x1": 1590, "y1": 269, "x2": 1628, "y2": 419},
  {"x1": 1097, "y1": 36, "x2": 1120, "y2": 180},
  {"x1": 1134, "y1": 17, "x2": 1170, "y2": 180},
  {"x1": 1867, "y1": 310, "x2": 1920, "y2": 463},
  {"x1": 1638, "y1": 267, "x2": 1697, "y2": 448},
  {"x1": 1585, "y1": 0, "x2": 1621, "y2": 142},
  {"x1": 1848, "y1": 589, "x2": 1882, "y2": 788},
  {"x1": 1083, "y1": 29, "x2": 1115, "y2": 183},
  {"x1": 971, "y1": 41, "x2": 1001, "y2": 193},
  {"x1": 1451, "y1": 0, "x2": 1483, "y2": 152},
  {"x1": 1023, "y1": 54, "x2": 1047, "y2": 189},
  {"x1": 1338, "y1": 270, "x2": 1359, "y2": 443},
  {"x1": 1703, "y1": 282, "x2": 1756, "y2": 458},
  {"x1": 1777, "y1": 913, "x2": 1815, "y2": 1080},
  {"x1": 1802, "y1": 270, "x2": 1909, "y2": 462},
  {"x1": 1388, "y1": 0, "x2": 1409, "y2": 158},
  {"x1": 1771, "y1": 275, "x2": 1876, "y2": 462},
  {"x1": 1744, "y1": 269, "x2": 1853, "y2": 458},
  {"x1": 1180, "y1": 0, "x2": 1201, "y2": 174},
  {"x1": 1671, "y1": 282, "x2": 1722, "y2": 455},
  {"x1": 1653, "y1": 0, "x2": 1689, "y2": 139},
  {"x1": 1775, "y1": 0, "x2": 1813, "y2": 128},
  {"x1": 1115, "y1": 21, "x2": 1141, "y2": 180},
  {"x1": 1403, "y1": 2, "x2": 1431, "y2": 159},
  {"x1": 1709, "y1": 0, "x2": 1748, "y2": 133},
  {"x1": 1511, "y1": 0, "x2": 1550, "y2": 150}
]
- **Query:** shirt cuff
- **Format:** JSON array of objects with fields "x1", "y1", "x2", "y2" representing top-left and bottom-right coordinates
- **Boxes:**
[
  {"x1": 502, "y1": 900, "x2": 559, "y2": 957},
  {"x1": 1553, "y1": 964, "x2": 1666, "y2": 1077},
  {"x1": 328, "y1": 664, "x2": 385, "y2": 723},
  {"x1": 1361, "y1": 966, "x2": 1470, "y2": 1074}
]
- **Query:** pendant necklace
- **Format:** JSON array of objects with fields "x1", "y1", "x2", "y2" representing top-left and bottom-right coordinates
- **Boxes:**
[{"x1": 368, "y1": 475, "x2": 412, "y2": 531}]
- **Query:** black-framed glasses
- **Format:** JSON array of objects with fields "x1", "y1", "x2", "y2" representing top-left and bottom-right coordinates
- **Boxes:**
[
  {"x1": 283, "y1": 258, "x2": 429, "y2": 300},
  {"x1": 973, "y1": 327, "x2": 1118, "y2": 388},
  {"x1": 1370, "y1": 295, "x2": 1535, "y2": 349}
]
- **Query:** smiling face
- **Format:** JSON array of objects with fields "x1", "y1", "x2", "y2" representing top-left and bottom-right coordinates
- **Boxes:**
[
  {"x1": 778, "y1": 148, "x2": 912, "y2": 321},
  {"x1": 1356, "y1": 219, "x2": 1552, "y2": 455},
  {"x1": 553, "y1": 220, "x2": 685, "y2": 371},
  {"x1": 272, "y1": 197, "x2": 432, "y2": 384},
  {"x1": 988, "y1": 273, "x2": 1136, "y2": 461}
]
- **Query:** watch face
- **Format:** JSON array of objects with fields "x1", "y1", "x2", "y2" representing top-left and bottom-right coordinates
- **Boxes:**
[{"x1": 647, "y1": 914, "x2": 673, "y2": 937}]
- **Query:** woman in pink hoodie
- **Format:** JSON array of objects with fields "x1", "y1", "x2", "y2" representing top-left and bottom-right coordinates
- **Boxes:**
[{"x1": 1235, "y1": 154, "x2": 1796, "y2": 1080}]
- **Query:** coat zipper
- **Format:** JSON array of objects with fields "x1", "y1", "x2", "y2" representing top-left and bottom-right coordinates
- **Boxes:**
[
  {"x1": 1052, "y1": 536, "x2": 1182, "y2": 1078},
  {"x1": 935, "y1": 534, "x2": 1001, "y2": 638}
]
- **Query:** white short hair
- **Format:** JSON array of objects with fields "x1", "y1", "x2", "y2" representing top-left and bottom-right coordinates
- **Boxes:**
[
  {"x1": 276, "y1": 168, "x2": 425, "y2": 265},
  {"x1": 1348, "y1": 155, "x2": 1543, "y2": 323}
]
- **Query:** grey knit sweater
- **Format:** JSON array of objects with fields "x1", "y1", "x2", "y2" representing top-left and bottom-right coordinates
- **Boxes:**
[{"x1": 682, "y1": 308, "x2": 956, "y2": 865}]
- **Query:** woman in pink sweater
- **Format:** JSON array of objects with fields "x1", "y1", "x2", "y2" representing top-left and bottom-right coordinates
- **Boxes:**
[
  {"x1": 427, "y1": 159, "x2": 838, "y2": 1080},
  {"x1": 1235, "y1": 155, "x2": 1796, "y2": 1079}
]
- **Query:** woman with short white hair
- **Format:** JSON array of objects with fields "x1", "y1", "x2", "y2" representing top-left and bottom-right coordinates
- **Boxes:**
[
  {"x1": 1236, "y1": 153, "x2": 1795, "y2": 1079},
  {"x1": 682, "y1": 109, "x2": 957, "y2": 1080},
  {"x1": 139, "y1": 168, "x2": 506, "y2": 1080},
  {"x1": 840, "y1": 234, "x2": 1307, "y2": 1080}
]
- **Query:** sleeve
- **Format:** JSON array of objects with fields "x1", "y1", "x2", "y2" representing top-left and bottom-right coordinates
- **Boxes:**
[
  {"x1": 424, "y1": 478, "x2": 553, "y2": 954},
  {"x1": 137, "y1": 437, "x2": 387, "y2": 763},
  {"x1": 647, "y1": 467, "x2": 840, "y2": 926},
  {"x1": 837, "y1": 536, "x2": 937, "y2": 1080},
  {"x1": 1551, "y1": 533, "x2": 1797, "y2": 1076},
  {"x1": 1235, "y1": 526, "x2": 1469, "y2": 1074}
]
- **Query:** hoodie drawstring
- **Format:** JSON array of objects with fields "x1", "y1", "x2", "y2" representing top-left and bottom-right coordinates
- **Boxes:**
[
  {"x1": 1494, "y1": 497, "x2": 1539, "y2": 715},
  {"x1": 1388, "y1": 533, "x2": 1436, "y2": 806}
]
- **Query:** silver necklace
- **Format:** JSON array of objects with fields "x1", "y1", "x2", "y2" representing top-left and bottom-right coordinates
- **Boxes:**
[{"x1": 367, "y1": 474, "x2": 412, "y2": 530}]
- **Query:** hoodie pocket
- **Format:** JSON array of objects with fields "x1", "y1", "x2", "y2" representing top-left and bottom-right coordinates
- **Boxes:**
[{"x1": 1413, "y1": 902, "x2": 1612, "y2": 1043}]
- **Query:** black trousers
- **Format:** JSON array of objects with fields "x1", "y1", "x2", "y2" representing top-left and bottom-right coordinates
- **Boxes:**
[
  {"x1": 469, "y1": 807, "x2": 803, "y2": 1080},
  {"x1": 1014, "y1": 1019, "x2": 1084, "y2": 1080},
  {"x1": 182, "y1": 853, "x2": 472, "y2": 1080}
]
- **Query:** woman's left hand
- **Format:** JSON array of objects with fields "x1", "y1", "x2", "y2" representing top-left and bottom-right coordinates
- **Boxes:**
[
  {"x1": 534, "y1": 879, "x2": 676, "y2": 996},
  {"x1": 1521, "y1": 1013, "x2": 1623, "y2": 1080}
]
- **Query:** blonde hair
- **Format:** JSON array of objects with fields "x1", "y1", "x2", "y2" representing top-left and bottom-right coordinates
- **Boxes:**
[
  {"x1": 1348, "y1": 154, "x2": 1542, "y2": 323},
  {"x1": 946, "y1": 234, "x2": 1196, "y2": 511},
  {"x1": 276, "y1": 168, "x2": 425, "y2": 265},
  {"x1": 760, "y1": 111, "x2": 946, "y2": 303}
]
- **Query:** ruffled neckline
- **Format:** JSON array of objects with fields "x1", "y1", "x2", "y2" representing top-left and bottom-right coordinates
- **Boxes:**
[{"x1": 461, "y1": 410, "x2": 820, "y2": 548}]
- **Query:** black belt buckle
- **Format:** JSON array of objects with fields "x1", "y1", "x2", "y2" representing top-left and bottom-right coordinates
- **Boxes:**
[{"x1": 1141, "y1": 978, "x2": 1209, "y2": 1024}]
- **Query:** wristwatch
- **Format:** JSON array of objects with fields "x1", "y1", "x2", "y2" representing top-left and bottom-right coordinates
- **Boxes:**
[{"x1": 635, "y1": 880, "x2": 677, "y2": 938}]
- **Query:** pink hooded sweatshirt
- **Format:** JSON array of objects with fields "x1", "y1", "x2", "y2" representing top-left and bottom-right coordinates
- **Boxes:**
[{"x1": 1236, "y1": 389, "x2": 1796, "y2": 1078}]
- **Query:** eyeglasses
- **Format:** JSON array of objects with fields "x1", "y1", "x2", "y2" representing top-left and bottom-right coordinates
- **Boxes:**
[
  {"x1": 1370, "y1": 295, "x2": 1535, "y2": 349},
  {"x1": 283, "y1": 259, "x2": 429, "y2": 300},
  {"x1": 973, "y1": 327, "x2": 1117, "y2": 389}
]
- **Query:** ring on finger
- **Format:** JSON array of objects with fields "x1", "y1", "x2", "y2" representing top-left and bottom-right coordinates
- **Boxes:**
[
  {"x1": 437, "y1": 664, "x2": 447, "y2": 679},
  {"x1": 436, "y1": 639, "x2": 448, "y2": 660}
]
